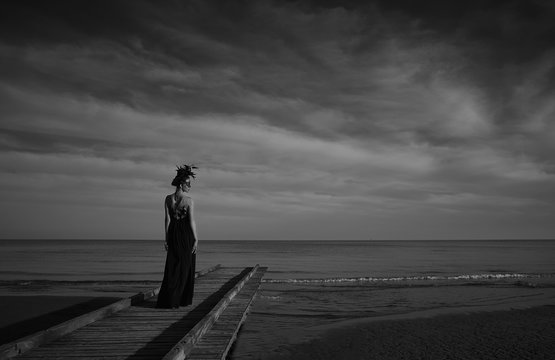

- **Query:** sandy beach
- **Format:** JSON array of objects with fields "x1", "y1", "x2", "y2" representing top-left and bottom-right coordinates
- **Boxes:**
[
  {"x1": 261, "y1": 305, "x2": 555, "y2": 360},
  {"x1": 0, "y1": 295, "x2": 119, "y2": 344}
]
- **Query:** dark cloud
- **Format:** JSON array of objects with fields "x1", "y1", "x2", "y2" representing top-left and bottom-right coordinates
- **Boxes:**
[
  {"x1": 0, "y1": 0, "x2": 149, "y2": 45},
  {"x1": 1, "y1": 0, "x2": 554, "y2": 239}
]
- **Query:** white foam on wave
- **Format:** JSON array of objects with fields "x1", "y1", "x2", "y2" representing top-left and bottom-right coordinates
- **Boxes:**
[{"x1": 263, "y1": 273, "x2": 553, "y2": 284}]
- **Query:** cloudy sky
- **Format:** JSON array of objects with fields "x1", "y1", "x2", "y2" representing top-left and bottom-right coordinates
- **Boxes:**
[{"x1": 1, "y1": 0, "x2": 554, "y2": 240}]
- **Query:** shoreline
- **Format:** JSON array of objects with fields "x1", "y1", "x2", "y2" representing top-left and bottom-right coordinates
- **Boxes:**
[
  {"x1": 258, "y1": 304, "x2": 555, "y2": 360},
  {"x1": 310, "y1": 296, "x2": 555, "y2": 333}
]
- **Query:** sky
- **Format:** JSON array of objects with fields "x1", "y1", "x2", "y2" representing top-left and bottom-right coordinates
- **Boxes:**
[{"x1": 0, "y1": 0, "x2": 554, "y2": 240}]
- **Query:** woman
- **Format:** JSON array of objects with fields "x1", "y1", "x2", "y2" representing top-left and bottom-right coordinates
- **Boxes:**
[{"x1": 156, "y1": 164, "x2": 199, "y2": 309}]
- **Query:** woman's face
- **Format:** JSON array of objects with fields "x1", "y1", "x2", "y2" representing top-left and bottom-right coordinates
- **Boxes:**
[{"x1": 181, "y1": 179, "x2": 191, "y2": 192}]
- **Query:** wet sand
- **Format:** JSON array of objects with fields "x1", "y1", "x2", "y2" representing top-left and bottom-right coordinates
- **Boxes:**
[
  {"x1": 263, "y1": 305, "x2": 555, "y2": 360},
  {"x1": 0, "y1": 296, "x2": 120, "y2": 344}
]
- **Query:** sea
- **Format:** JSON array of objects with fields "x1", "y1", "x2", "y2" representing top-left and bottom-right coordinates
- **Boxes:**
[{"x1": 1, "y1": 239, "x2": 555, "y2": 359}]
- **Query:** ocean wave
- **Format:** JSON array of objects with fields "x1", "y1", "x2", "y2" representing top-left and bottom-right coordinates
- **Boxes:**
[{"x1": 263, "y1": 273, "x2": 555, "y2": 284}]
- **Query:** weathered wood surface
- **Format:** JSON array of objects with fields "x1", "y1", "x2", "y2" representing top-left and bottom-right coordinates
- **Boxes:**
[
  {"x1": 7, "y1": 265, "x2": 259, "y2": 360},
  {"x1": 0, "y1": 265, "x2": 222, "y2": 360},
  {"x1": 162, "y1": 266, "x2": 266, "y2": 360},
  {"x1": 187, "y1": 267, "x2": 267, "y2": 360}
]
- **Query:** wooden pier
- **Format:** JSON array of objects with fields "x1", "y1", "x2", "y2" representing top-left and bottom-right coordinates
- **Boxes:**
[{"x1": 1, "y1": 265, "x2": 267, "y2": 360}]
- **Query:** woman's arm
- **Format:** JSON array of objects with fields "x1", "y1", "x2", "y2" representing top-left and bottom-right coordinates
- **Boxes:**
[
  {"x1": 164, "y1": 196, "x2": 170, "y2": 251},
  {"x1": 189, "y1": 198, "x2": 199, "y2": 254}
]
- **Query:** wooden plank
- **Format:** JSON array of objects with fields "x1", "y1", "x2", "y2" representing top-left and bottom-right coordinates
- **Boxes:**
[
  {"x1": 0, "y1": 265, "x2": 221, "y2": 360},
  {"x1": 14, "y1": 266, "x2": 258, "y2": 360},
  {"x1": 7, "y1": 265, "x2": 263, "y2": 360},
  {"x1": 161, "y1": 266, "x2": 261, "y2": 360},
  {"x1": 187, "y1": 267, "x2": 267, "y2": 360},
  {"x1": 195, "y1": 264, "x2": 222, "y2": 277}
]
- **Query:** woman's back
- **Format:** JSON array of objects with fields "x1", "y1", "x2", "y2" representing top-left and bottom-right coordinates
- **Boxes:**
[
  {"x1": 158, "y1": 193, "x2": 196, "y2": 308},
  {"x1": 167, "y1": 194, "x2": 190, "y2": 221},
  {"x1": 157, "y1": 164, "x2": 198, "y2": 308}
]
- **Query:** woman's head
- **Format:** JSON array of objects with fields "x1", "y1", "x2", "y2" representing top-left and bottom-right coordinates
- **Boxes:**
[
  {"x1": 171, "y1": 164, "x2": 197, "y2": 189},
  {"x1": 179, "y1": 177, "x2": 191, "y2": 192}
]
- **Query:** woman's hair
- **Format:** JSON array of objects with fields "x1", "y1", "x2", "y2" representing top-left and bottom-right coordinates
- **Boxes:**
[{"x1": 171, "y1": 164, "x2": 197, "y2": 187}]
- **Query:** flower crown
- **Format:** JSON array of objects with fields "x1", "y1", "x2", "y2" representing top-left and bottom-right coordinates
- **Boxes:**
[
  {"x1": 175, "y1": 164, "x2": 198, "y2": 179},
  {"x1": 171, "y1": 163, "x2": 198, "y2": 187}
]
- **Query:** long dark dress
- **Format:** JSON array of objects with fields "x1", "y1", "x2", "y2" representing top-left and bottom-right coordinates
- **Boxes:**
[{"x1": 156, "y1": 196, "x2": 196, "y2": 308}]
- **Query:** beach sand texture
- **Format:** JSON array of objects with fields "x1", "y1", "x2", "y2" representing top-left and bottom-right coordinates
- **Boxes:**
[
  {"x1": 260, "y1": 305, "x2": 555, "y2": 360},
  {"x1": 0, "y1": 296, "x2": 120, "y2": 345}
]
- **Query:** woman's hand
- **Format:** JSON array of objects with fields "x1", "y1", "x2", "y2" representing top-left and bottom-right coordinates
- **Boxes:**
[
  {"x1": 164, "y1": 241, "x2": 168, "y2": 251},
  {"x1": 192, "y1": 241, "x2": 198, "y2": 254}
]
